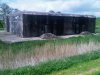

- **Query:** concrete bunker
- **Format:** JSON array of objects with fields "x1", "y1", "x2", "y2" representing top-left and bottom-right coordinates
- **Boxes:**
[{"x1": 6, "y1": 11, "x2": 96, "y2": 37}]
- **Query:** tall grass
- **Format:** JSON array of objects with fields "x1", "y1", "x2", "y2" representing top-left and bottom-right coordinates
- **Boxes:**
[
  {"x1": 0, "y1": 34, "x2": 100, "y2": 54},
  {"x1": 0, "y1": 50, "x2": 100, "y2": 75},
  {"x1": 0, "y1": 34, "x2": 100, "y2": 69}
]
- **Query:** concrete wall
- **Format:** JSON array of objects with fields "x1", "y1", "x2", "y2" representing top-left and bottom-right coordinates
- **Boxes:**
[{"x1": 6, "y1": 14, "x2": 23, "y2": 37}]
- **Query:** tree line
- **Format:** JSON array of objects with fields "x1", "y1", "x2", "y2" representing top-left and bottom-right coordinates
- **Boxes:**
[{"x1": 0, "y1": 3, "x2": 20, "y2": 28}]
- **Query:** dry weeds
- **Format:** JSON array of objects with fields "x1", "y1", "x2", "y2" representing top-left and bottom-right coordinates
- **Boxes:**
[{"x1": 0, "y1": 41, "x2": 100, "y2": 69}]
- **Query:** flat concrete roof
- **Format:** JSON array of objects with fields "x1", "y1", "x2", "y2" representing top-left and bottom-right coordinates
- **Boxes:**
[{"x1": 8, "y1": 11, "x2": 96, "y2": 18}]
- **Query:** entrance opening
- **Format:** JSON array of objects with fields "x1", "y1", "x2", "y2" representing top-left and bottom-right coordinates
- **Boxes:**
[{"x1": 55, "y1": 16, "x2": 64, "y2": 35}]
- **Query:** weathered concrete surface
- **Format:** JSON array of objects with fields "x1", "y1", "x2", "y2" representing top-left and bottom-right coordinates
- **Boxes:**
[
  {"x1": 0, "y1": 30, "x2": 85, "y2": 43},
  {"x1": 0, "y1": 31, "x2": 42, "y2": 43}
]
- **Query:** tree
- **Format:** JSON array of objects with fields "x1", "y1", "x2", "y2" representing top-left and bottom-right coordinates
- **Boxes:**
[
  {"x1": 0, "y1": 3, "x2": 20, "y2": 19},
  {"x1": 0, "y1": 3, "x2": 11, "y2": 17},
  {"x1": 0, "y1": 3, "x2": 12, "y2": 28},
  {"x1": 0, "y1": 3, "x2": 20, "y2": 28}
]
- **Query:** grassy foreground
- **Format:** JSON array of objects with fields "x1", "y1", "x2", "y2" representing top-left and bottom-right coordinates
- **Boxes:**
[
  {"x1": 48, "y1": 58, "x2": 100, "y2": 75},
  {"x1": 0, "y1": 34, "x2": 100, "y2": 54},
  {"x1": 0, "y1": 50, "x2": 100, "y2": 75},
  {"x1": 0, "y1": 34, "x2": 100, "y2": 69}
]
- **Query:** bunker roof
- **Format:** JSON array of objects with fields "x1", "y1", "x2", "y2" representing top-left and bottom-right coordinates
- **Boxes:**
[{"x1": 8, "y1": 11, "x2": 96, "y2": 18}]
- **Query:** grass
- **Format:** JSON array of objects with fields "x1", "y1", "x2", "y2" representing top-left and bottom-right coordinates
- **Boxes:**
[
  {"x1": 0, "y1": 34, "x2": 100, "y2": 54},
  {"x1": 96, "y1": 18, "x2": 100, "y2": 26},
  {"x1": 48, "y1": 57, "x2": 100, "y2": 75},
  {"x1": 0, "y1": 35, "x2": 100, "y2": 53},
  {"x1": 0, "y1": 50, "x2": 100, "y2": 75},
  {"x1": 96, "y1": 18, "x2": 100, "y2": 33},
  {"x1": 95, "y1": 27, "x2": 100, "y2": 33},
  {"x1": 91, "y1": 71, "x2": 100, "y2": 75},
  {"x1": 0, "y1": 34, "x2": 100, "y2": 69}
]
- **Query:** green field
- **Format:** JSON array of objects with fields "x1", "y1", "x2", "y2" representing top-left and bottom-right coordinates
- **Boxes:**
[
  {"x1": 96, "y1": 18, "x2": 100, "y2": 33},
  {"x1": 95, "y1": 27, "x2": 100, "y2": 33},
  {"x1": 96, "y1": 18, "x2": 100, "y2": 26}
]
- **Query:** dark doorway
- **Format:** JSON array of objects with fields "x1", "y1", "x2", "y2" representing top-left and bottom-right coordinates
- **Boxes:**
[
  {"x1": 23, "y1": 15, "x2": 39, "y2": 37},
  {"x1": 73, "y1": 17, "x2": 81, "y2": 34},
  {"x1": 78, "y1": 17, "x2": 88, "y2": 33},
  {"x1": 47, "y1": 16, "x2": 64, "y2": 35},
  {"x1": 48, "y1": 16, "x2": 56, "y2": 34},
  {"x1": 55, "y1": 16, "x2": 64, "y2": 35}
]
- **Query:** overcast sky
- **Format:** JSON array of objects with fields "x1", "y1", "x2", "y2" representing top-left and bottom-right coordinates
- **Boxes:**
[{"x1": 1, "y1": 0, "x2": 100, "y2": 17}]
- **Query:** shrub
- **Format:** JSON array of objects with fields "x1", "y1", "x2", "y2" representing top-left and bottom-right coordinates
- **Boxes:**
[{"x1": 0, "y1": 20, "x2": 4, "y2": 28}]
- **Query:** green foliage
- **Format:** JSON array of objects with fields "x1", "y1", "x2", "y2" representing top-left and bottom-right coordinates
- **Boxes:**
[
  {"x1": 0, "y1": 20, "x2": 4, "y2": 28},
  {"x1": 92, "y1": 71, "x2": 100, "y2": 75},
  {"x1": 0, "y1": 50, "x2": 100, "y2": 75}
]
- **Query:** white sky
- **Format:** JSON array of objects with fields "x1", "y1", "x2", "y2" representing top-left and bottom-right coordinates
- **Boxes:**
[{"x1": 1, "y1": 0, "x2": 100, "y2": 17}]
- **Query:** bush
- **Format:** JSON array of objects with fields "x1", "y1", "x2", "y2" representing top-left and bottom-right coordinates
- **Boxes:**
[{"x1": 0, "y1": 20, "x2": 4, "y2": 28}]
